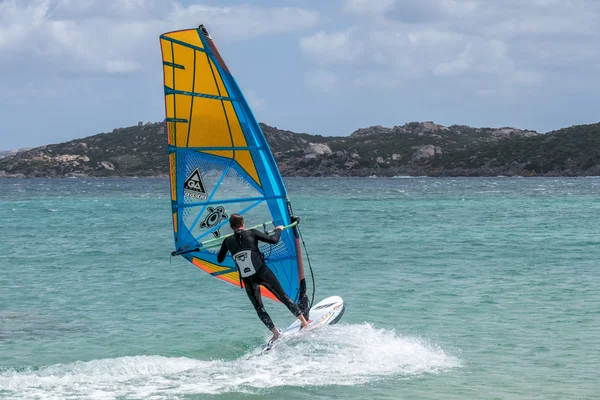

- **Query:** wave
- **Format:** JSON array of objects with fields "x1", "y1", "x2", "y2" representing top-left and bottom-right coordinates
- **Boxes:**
[{"x1": 0, "y1": 324, "x2": 460, "y2": 398}]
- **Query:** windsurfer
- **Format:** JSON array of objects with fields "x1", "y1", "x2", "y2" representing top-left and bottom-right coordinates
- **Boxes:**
[{"x1": 217, "y1": 213, "x2": 310, "y2": 343}]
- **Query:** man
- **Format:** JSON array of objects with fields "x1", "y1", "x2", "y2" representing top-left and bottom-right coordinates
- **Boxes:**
[{"x1": 217, "y1": 213, "x2": 310, "y2": 343}]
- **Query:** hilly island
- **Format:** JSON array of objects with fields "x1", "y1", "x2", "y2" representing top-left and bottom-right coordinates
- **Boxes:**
[{"x1": 1, "y1": 121, "x2": 599, "y2": 178}]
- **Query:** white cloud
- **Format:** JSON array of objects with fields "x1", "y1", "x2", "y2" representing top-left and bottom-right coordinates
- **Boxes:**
[
  {"x1": 342, "y1": 0, "x2": 395, "y2": 16},
  {"x1": 406, "y1": 29, "x2": 463, "y2": 48},
  {"x1": 486, "y1": 15, "x2": 595, "y2": 38},
  {"x1": 353, "y1": 74, "x2": 403, "y2": 91},
  {"x1": 305, "y1": 69, "x2": 338, "y2": 93},
  {"x1": 301, "y1": 27, "x2": 467, "y2": 78},
  {"x1": 345, "y1": 0, "x2": 480, "y2": 23},
  {"x1": 103, "y1": 59, "x2": 142, "y2": 74},
  {"x1": 48, "y1": 0, "x2": 169, "y2": 20},
  {"x1": 433, "y1": 50, "x2": 472, "y2": 77},
  {"x1": 301, "y1": 0, "x2": 599, "y2": 94},
  {"x1": 438, "y1": 0, "x2": 479, "y2": 17},
  {"x1": 0, "y1": 0, "x2": 48, "y2": 50},
  {"x1": 300, "y1": 30, "x2": 364, "y2": 65},
  {"x1": 0, "y1": 1, "x2": 155, "y2": 75},
  {"x1": 0, "y1": 0, "x2": 320, "y2": 76},
  {"x1": 167, "y1": 4, "x2": 319, "y2": 42}
]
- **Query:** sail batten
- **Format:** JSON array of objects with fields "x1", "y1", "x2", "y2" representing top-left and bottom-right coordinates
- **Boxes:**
[
  {"x1": 168, "y1": 146, "x2": 264, "y2": 151},
  {"x1": 164, "y1": 88, "x2": 237, "y2": 102},
  {"x1": 160, "y1": 25, "x2": 300, "y2": 301}
]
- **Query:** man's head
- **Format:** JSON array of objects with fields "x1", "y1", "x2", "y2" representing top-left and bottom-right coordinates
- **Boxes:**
[{"x1": 229, "y1": 213, "x2": 244, "y2": 230}]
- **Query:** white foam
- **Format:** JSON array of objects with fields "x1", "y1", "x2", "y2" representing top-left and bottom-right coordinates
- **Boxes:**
[{"x1": 0, "y1": 324, "x2": 460, "y2": 398}]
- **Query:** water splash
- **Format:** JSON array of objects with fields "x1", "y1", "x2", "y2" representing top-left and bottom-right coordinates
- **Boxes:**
[{"x1": 0, "y1": 324, "x2": 460, "y2": 398}]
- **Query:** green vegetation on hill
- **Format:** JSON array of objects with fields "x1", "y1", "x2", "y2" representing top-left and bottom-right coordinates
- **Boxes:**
[
  {"x1": 434, "y1": 124, "x2": 600, "y2": 175},
  {"x1": 0, "y1": 122, "x2": 167, "y2": 177},
  {"x1": 1, "y1": 120, "x2": 598, "y2": 178}
]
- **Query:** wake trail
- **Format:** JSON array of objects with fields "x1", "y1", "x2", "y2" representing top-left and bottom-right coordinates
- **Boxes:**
[{"x1": 0, "y1": 323, "x2": 460, "y2": 399}]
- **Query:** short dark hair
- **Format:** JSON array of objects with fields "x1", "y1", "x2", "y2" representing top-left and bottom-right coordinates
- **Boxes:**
[{"x1": 229, "y1": 213, "x2": 244, "y2": 230}]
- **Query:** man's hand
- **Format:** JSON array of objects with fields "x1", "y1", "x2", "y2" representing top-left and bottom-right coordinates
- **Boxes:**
[{"x1": 275, "y1": 225, "x2": 284, "y2": 231}]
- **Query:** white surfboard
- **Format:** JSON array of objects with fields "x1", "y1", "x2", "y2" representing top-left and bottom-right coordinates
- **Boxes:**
[{"x1": 262, "y1": 296, "x2": 345, "y2": 352}]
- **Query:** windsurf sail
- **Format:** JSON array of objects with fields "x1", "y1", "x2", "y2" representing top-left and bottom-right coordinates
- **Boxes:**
[{"x1": 159, "y1": 25, "x2": 309, "y2": 308}]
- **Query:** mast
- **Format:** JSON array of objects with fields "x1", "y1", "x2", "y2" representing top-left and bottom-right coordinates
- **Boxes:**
[
  {"x1": 294, "y1": 228, "x2": 309, "y2": 319},
  {"x1": 288, "y1": 199, "x2": 310, "y2": 319}
]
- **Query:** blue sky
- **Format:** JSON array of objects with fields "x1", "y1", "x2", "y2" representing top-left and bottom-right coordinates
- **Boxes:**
[{"x1": 1, "y1": 0, "x2": 599, "y2": 149}]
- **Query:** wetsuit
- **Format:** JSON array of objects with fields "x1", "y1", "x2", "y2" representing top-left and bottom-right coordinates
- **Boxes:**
[{"x1": 217, "y1": 228, "x2": 301, "y2": 330}]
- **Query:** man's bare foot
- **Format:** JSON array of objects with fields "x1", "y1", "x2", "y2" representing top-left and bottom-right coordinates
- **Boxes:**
[
  {"x1": 298, "y1": 314, "x2": 310, "y2": 328},
  {"x1": 269, "y1": 327, "x2": 281, "y2": 343},
  {"x1": 298, "y1": 315, "x2": 314, "y2": 329}
]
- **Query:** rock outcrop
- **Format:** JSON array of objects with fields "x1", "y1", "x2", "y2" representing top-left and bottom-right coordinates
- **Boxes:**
[
  {"x1": 412, "y1": 145, "x2": 442, "y2": 161},
  {"x1": 304, "y1": 143, "x2": 332, "y2": 158},
  {"x1": 100, "y1": 161, "x2": 115, "y2": 170}
]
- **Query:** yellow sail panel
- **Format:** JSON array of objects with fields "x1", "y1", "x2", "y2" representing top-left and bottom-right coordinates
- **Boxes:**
[
  {"x1": 191, "y1": 258, "x2": 231, "y2": 274},
  {"x1": 173, "y1": 94, "x2": 192, "y2": 147},
  {"x1": 224, "y1": 101, "x2": 245, "y2": 146},
  {"x1": 172, "y1": 44, "x2": 195, "y2": 92},
  {"x1": 234, "y1": 150, "x2": 260, "y2": 185},
  {"x1": 161, "y1": 29, "x2": 259, "y2": 185},
  {"x1": 165, "y1": 95, "x2": 175, "y2": 118},
  {"x1": 166, "y1": 120, "x2": 175, "y2": 145},
  {"x1": 172, "y1": 211, "x2": 178, "y2": 233},
  {"x1": 215, "y1": 272, "x2": 242, "y2": 288},
  {"x1": 161, "y1": 39, "x2": 173, "y2": 63},
  {"x1": 223, "y1": 101, "x2": 260, "y2": 185},
  {"x1": 219, "y1": 271, "x2": 240, "y2": 282},
  {"x1": 204, "y1": 150, "x2": 234, "y2": 158},
  {"x1": 194, "y1": 53, "x2": 222, "y2": 97},
  {"x1": 164, "y1": 29, "x2": 204, "y2": 49},
  {"x1": 187, "y1": 97, "x2": 232, "y2": 147},
  {"x1": 165, "y1": 92, "x2": 175, "y2": 146},
  {"x1": 201, "y1": 150, "x2": 260, "y2": 185},
  {"x1": 169, "y1": 153, "x2": 177, "y2": 200},
  {"x1": 163, "y1": 64, "x2": 174, "y2": 89},
  {"x1": 209, "y1": 58, "x2": 229, "y2": 97},
  {"x1": 175, "y1": 123, "x2": 190, "y2": 148},
  {"x1": 160, "y1": 38, "x2": 175, "y2": 88}
]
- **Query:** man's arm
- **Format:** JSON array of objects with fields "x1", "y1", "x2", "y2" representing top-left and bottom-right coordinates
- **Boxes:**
[
  {"x1": 252, "y1": 227, "x2": 282, "y2": 244},
  {"x1": 217, "y1": 240, "x2": 228, "y2": 263}
]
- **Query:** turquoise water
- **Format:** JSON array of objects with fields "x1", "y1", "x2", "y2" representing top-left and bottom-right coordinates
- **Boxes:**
[{"x1": 1, "y1": 177, "x2": 599, "y2": 399}]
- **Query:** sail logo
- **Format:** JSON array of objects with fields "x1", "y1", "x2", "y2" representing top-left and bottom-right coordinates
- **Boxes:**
[
  {"x1": 184, "y1": 168, "x2": 208, "y2": 199},
  {"x1": 200, "y1": 206, "x2": 228, "y2": 238}
]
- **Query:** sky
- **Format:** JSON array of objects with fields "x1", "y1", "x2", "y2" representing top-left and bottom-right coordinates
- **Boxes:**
[{"x1": 1, "y1": 0, "x2": 599, "y2": 149}]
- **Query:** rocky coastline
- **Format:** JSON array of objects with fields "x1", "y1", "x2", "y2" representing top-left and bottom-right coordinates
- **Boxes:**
[{"x1": 1, "y1": 120, "x2": 598, "y2": 178}]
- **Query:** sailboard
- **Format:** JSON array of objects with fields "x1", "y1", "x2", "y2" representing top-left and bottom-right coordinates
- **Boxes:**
[
  {"x1": 159, "y1": 24, "x2": 345, "y2": 326},
  {"x1": 263, "y1": 296, "x2": 345, "y2": 352}
]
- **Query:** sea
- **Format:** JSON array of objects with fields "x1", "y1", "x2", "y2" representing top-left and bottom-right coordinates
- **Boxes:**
[{"x1": 1, "y1": 177, "x2": 599, "y2": 400}]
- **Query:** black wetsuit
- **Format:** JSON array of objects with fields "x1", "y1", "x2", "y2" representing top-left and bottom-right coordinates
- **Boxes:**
[{"x1": 217, "y1": 228, "x2": 301, "y2": 330}]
